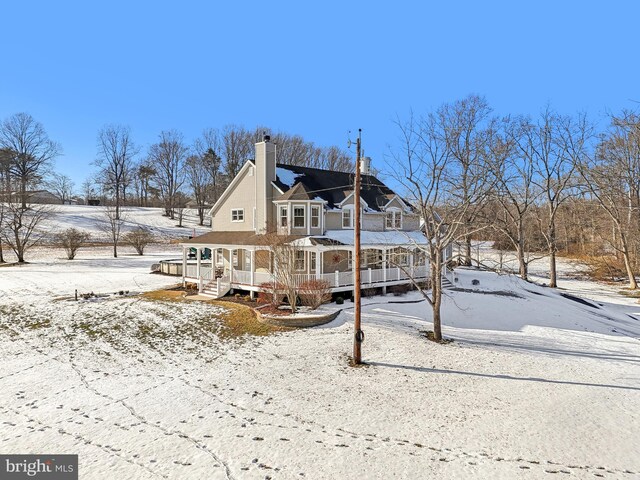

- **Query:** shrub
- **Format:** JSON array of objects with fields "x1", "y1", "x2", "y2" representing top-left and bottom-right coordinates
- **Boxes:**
[
  {"x1": 57, "y1": 228, "x2": 91, "y2": 260},
  {"x1": 362, "y1": 287, "x2": 377, "y2": 298},
  {"x1": 123, "y1": 228, "x2": 154, "y2": 255},
  {"x1": 298, "y1": 279, "x2": 332, "y2": 310},
  {"x1": 258, "y1": 281, "x2": 285, "y2": 307},
  {"x1": 335, "y1": 296, "x2": 344, "y2": 305},
  {"x1": 390, "y1": 284, "x2": 410, "y2": 296}
]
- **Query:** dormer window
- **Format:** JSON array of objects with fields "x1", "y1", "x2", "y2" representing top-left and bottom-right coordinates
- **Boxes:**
[
  {"x1": 293, "y1": 205, "x2": 305, "y2": 228},
  {"x1": 311, "y1": 205, "x2": 320, "y2": 228},
  {"x1": 342, "y1": 207, "x2": 353, "y2": 229},
  {"x1": 386, "y1": 209, "x2": 402, "y2": 229}
]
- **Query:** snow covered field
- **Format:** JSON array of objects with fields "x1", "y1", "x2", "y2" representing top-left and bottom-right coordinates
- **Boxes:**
[
  {"x1": 40, "y1": 205, "x2": 211, "y2": 242},
  {"x1": 1, "y1": 246, "x2": 639, "y2": 479}
]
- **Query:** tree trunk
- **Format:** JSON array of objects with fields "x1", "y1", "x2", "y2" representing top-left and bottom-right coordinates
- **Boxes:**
[
  {"x1": 21, "y1": 178, "x2": 27, "y2": 209},
  {"x1": 549, "y1": 249, "x2": 557, "y2": 288},
  {"x1": 620, "y1": 231, "x2": 637, "y2": 289},
  {"x1": 113, "y1": 243, "x2": 118, "y2": 258},
  {"x1": 198, "y1": 207, "x2": 204, "y2": 226},
  {"x1": 0, "y1": 238, "x2": 4, "y2": 263},
  {"x1": 463, "y1": 235, "x2": 472, "y2": 266},
  {"x1": 431, "y1": 255, "x2": 443, "y2": 341},
  {"x1": 548, "y1": 221, "x2": 557, "y2": 288}
]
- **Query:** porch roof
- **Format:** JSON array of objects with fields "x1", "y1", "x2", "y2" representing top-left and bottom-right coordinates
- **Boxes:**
[
  {"x1": 182, "y1": 231, "x2": 306, "y2": 246},
  {"x1": 294, "y1": 229, "x2": 430, "y2": 247}
]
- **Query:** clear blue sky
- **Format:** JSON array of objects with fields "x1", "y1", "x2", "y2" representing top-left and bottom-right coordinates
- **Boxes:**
[{"x1": 1, "y1": 1, "x2": 638, "y2": 187}]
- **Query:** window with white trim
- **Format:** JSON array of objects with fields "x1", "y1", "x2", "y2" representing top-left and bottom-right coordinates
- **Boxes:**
[
  {"x1": 232, "y1": 249, "x2": 239, "y2": 267},
  {"x1": 342, "y1": 207, "x2": 353, "y2": 229},
  {"x1": 215, "y1": 248, "x2": 223, "y2": 266},
  {"x1": 293, "y1": 205, "x2": 305, "y2": 228},
  {"x1": 245, "y1": 251, "x2": 251, "y2": 270},
  {"x1": 231, "y1": 208, "x2": 244, "y2": 222},
  {"x1": 279, "y1": 205, "x2": 288, "y2": 227},
  {"x1": 385, "y1": 209, "x2": 402, "y2": 229},
  {"x1": 311, "y1": 205, "x2": 320, "y2": 228},
  {"x1": 310, "y1": 251, "x2": 317, "y2": 271},
  {"x1": 294, "y1": 250, "x2": 305, "y2": 271},
  {"x1": 347, "y1": 250, "x2": 353, "y2": 269}
]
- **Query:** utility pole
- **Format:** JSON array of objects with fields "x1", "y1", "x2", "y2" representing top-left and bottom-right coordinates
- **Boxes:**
[{"x1": 353, "y1": 129, "x2": 363, "y2": 364}]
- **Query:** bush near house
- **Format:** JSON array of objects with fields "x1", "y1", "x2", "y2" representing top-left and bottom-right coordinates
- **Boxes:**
[
  {"x1": 298, "y1": 279, "x2": 332, "y2": 310},
  {"x1": 258, "y1": 281, "x2": 285, "y2": 307}
]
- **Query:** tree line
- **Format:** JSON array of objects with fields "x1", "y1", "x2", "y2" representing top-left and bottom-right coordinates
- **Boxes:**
[{"x1": 390, "y1": 95, "x2": 640, "y2": 341}]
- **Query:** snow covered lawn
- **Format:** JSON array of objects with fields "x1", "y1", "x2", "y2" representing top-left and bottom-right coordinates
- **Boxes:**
[{"x1": 1, "y1": 250, "x2": 639, "y2": 479}]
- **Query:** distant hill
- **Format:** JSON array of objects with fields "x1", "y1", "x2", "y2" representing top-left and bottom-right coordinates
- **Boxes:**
[{"x1": 39, "y1": 205, "x2": 212, "y2": 242}]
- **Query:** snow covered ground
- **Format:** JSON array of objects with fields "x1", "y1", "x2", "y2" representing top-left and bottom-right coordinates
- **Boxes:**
[
  {"x1": 0, "y1": 245, "x2": 639, "y2": 479},
  {"x1": 39, "y1": 205, "x2": 211, "y2": 242}
]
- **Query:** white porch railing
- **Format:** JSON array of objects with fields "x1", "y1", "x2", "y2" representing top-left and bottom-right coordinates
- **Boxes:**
[{"x1": 187, "y1": 265, "x2": 430, "y2": 289}]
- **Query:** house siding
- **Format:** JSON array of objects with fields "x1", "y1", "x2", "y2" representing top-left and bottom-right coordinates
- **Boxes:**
[{"x1": 211, "y1": 167, "x2": 256, "y2": 231}]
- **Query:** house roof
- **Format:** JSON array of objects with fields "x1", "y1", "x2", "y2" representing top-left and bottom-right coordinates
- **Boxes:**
[
  {"x1": 273, "y1": 164, "x2": 398, "y2": 212},
  {"x1": 275, "y1": 182, "x2": 314, "y2": 201}
]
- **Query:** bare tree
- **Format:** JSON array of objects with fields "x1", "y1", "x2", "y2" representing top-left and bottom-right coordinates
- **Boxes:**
[
  {"x1": 100, "y1": 205, "x2": 126, "y2": 258},
  {"x1": 0, "y1": 202, "x2": 52, "y2": 262},
  {"x1": 185, "y1": 154, "x2": 211, "y2": 225},
  {"x1": 132, "y1": 161, "x2": 156, "y2": 207},
  {"x1": 392, "y1": 110, "x2": 489, "y2": 341},
  {"x1": 0, "y1": 113, "x2": 61, "y2": 208},
  {"x1": 81, "y1": 178, "x2": 97, "y2": 204},
  {"x1": 95, "y1": 125, "x2": 137, "y2": 219},
  {"x1": 440, "y1": 94, "x2": 494, "y2": 266},
  {"x1": 193, "y1": 128, "x2": 224, "y2": 205},
  {"x1": 578, "y1": 111, "x2": 640, "y2": 289},
  {"x1": 491, "y1": 116, "x2": 542, "y2": 281},
  {"x1": 263, "y1": 232, "x2": 303, "y2": 314},
  {"x1": 47, "y1": 173, "x2": 75, "y2": 204},
  {"x1": 222, "y1": 125, "x2": 253, "y2": 179},
  {"x1": 148, "y1": 130, "x2": 188, "y2": 219},
  {"x1": 531, "y1": 109, "x2": 591, "y2": 287}
]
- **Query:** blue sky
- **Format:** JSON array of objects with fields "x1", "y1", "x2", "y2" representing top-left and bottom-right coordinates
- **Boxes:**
[{"x1": 1, "y1": 1, "x2": 638, "y2": 187}]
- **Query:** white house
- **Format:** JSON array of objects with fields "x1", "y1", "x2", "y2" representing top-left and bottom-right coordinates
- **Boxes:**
[{"x1": 181, "y1": 135, "x2": 443, "y2": 298}]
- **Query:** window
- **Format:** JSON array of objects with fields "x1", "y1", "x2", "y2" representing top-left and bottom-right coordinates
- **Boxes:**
[
  {"x1": 245, "y1": 251, "x2": 251, "y2": 270},
  {"x1": 279, "y1": 206, "x2": 288, "y2": 227},
  {"x1": 215, "y1": 248, "x2": 223, "y2": 266},
  {"x1": 232, "y1": 249, "x2": 238, "y2": 267},
  {"x1": 294, "y1": 250, "x2": 305, "y2": 271},
  {"x1": 293, "y1": 206, "x2": 305, "y2": 228},
  {"x1": 231, "y1": 208, "x2": 244, "y2": 222},
  {"x1": 310, "y1": 252, "x2": 317, "y2": 271},
  {"x1": 385, "y1": 209, "x2": 402, "y2": 229},
  {"x1": 390, "y1": 247, "x2": 409, "y2": 266},
  {"x1": 311, "y1": 206, "x2": 320, "y2": 228},
  {"x1": 342, "y1": 208, "x2": 352, "y2": 229},
  {"x1": 347, "y1": 250, "x2": 353, "y2": 269}
]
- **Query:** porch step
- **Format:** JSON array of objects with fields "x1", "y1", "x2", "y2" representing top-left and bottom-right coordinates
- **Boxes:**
[
  {"x1": 441, "y1": 276, "x2": 455, "y2": 290},
  {"x1": 201, "y1": 281, "x2": 231, "y2": 299}
]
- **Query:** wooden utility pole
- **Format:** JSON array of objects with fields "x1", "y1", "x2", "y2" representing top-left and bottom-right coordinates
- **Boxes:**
[{"x1": 353, "y1": 129, "x2": 363, "y2": 364}]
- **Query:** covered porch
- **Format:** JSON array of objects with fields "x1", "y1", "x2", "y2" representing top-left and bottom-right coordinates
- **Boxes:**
[{"x1": 181, "y1": 232, "x2": 433, "y2": 298}]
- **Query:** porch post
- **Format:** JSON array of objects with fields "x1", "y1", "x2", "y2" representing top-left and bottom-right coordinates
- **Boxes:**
[
  {"x1": 230, "y1": 248, "x2": 235, "y2": 284},
  {"x1": 409, "y1": 250, "x2": 414, "y2": 278},
  {"x1": 197, "y1": 247, "x2": 202, "y2": 293},
  {"x1": 315, "y1": 248, "x2": 321, "y2": 279},
  {"x1": 382, "y1": 248, "x2": 387, "y2": 294},
  {"x1": 250, "y1": 248, "x2": 255, "y2": 286},
  {"x1": 182, "y1": 246, "x2": 187, "y2": 287}
]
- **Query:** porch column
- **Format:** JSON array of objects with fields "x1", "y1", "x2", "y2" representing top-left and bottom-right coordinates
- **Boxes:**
[
  {"x1": 315, "y1": 248, "x2": 321, "y2": 279},
  {"x1": 382, "y1": 248, "x2": 387, "y2": 294},
  {"x1": 197, "y1": 247, "x2": 202, "y2": 292},
  {"x1": 230, "y1": 248, "x2": 235, "y2": 283},
  {"x1": 182, "y1": 247, "x2": 187, "y2": 287},
  {"x1": 409, "y1": 250, "x2": 414, "y2": 278},
  {"x1": 250, "y1": 248, "x2": 256, "y2": 286}
]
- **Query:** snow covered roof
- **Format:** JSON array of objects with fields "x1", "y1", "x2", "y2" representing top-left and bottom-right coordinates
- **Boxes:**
[
  {"x1": 292, "y1": 229, "x2": 429, "y2": 247},
  {"x1": 274, "y1": 164, "x2": 402, "y2": 212}
]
